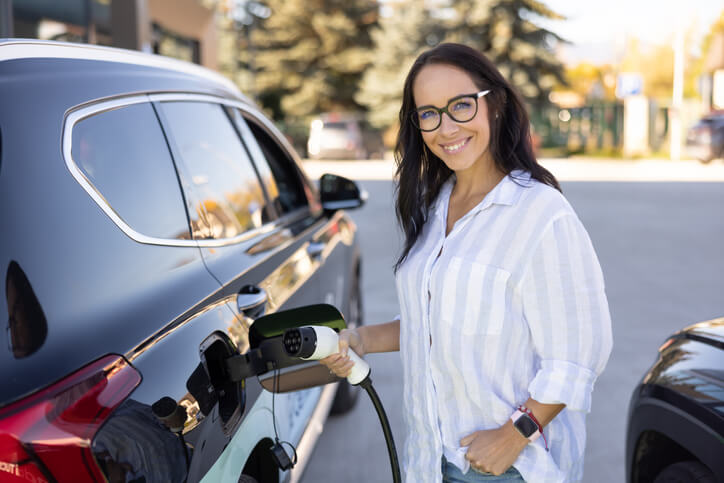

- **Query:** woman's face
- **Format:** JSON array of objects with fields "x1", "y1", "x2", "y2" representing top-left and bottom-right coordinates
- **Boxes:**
[{"x1": 412, "y1": 64, "x2": 493, "y2": 175}]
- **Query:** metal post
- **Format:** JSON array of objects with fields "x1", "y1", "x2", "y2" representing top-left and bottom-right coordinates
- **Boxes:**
[
  {"x1": 84, "y1": 0, "x2": 97, "y2": 44},
  {"x1": 670, "y1": 28, "x2": 684, "y2": 161},
  {"x1": 0, "y1": 0, "x2": 13, "y2": 38}
]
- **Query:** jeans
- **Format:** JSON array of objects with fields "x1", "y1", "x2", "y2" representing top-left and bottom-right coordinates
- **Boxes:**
[{"x1": 442, "y1": 456, "x2": 525, "y2": 482}]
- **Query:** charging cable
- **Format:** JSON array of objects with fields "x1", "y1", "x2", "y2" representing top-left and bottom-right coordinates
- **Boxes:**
[
  {"x1": 270, "y1": 362, "x2": 298, "y2": 471},
  {"x1": 283, "y1": 326, "x2": 401, "y2": 483}
]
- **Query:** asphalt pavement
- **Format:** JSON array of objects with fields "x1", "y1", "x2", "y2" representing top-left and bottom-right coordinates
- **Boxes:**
[{"x1": 299, "y1": 158, "x2": 724, "y2": 483}]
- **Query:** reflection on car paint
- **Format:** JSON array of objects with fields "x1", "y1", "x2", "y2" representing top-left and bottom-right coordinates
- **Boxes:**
[
  {"x1": 5, "y1": 261, "x2": 47, "y2": 359},
  {"x1": 259, "y1": 245, "x2": 318, "y2": 313},
  {"x1": 644, "y1": 337, "x2": 724, "y2": 416}
]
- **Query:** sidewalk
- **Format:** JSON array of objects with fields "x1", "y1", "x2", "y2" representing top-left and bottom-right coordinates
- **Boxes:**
[{"x1": 301, "y1": 158, "x2": 724, "y2": 182}]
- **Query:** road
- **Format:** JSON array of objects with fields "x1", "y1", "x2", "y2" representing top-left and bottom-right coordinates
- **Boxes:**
[{"x1": 299, "y1": 159, "x2": 724, "y2": 483}]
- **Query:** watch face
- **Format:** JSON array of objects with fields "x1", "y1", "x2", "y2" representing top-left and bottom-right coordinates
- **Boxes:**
[{"x1": 514, "y1": 414, "x2": 538, "y2": 438}]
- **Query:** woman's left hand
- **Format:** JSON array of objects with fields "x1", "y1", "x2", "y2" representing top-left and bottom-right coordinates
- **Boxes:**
[{"x1": 460, "y1": 421, "x2": 528, "y2": 476}]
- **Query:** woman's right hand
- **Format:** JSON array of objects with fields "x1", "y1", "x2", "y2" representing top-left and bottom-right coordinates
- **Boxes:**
[{"x1": 319, "y1": 328, "x2": 365, "y2": 378}]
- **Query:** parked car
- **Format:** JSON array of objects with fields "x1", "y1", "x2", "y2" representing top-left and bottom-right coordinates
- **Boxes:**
[
  {"x1": 307, "y1": 113, "x2": 385, "y2": 160},
  {"x1": 685, "y1": 111, "x2": 724, "y2": 164},
  {"x1": 0, "y1": 39, "x2": 366, "y2": 483},
  {"x1": 625, "y1": 317, "x2": 724, "y2": 482}
]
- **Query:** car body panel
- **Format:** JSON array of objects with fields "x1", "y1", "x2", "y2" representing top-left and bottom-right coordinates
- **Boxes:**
[
  {"x1": 685, "y1": 112, "x2": 724, "y2": 162},
  {"x1": 626, "y1": 318, "x2": 724, "y2": 482},
  {"x1": 1, "y1": 40, "x2": 362, "y2": 483}
]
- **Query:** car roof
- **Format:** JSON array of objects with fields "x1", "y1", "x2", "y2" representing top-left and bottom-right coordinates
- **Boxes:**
[
  {"x1": 0, "y1": 38, "x2": 246, "y2": 102},
  {"x1": 681, "y1": 317, "x2": 724, "y2": 348}
]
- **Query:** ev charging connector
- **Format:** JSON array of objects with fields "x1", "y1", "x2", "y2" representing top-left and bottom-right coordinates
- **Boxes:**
[
  {"x1": 282, "y1": 325, "x2": 400, "y2": 483},
  {"x1": 218, "y1": 304, "x2": 400, "y2": 482},
  {"x1": 282, "y1": 326, "x2": 370, "y2": 385}
]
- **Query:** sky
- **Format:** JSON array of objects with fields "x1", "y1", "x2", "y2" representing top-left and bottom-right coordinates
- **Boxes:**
[{"x1": 538, "y1": 0, "x2": 724, "y2": 65}]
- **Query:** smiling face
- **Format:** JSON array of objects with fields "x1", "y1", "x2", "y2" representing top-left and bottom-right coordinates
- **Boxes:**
[{"x1": 412, "y1": 63, "x2": 494, "y2": 176}]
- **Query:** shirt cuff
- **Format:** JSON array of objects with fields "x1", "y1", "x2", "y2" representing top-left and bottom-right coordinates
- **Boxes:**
[{"x1": 528, "y1": 360, "x2": 597, "y2": 412}]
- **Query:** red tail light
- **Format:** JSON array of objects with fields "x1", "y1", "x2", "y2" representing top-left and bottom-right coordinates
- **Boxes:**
[{"x1": 0, "y1": 355, "x2": 141, "y2": 482}]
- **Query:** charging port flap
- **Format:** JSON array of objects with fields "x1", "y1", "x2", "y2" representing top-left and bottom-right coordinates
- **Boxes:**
[{"x1": 199, "y1": 332, "x2": 245, "y2": 430}]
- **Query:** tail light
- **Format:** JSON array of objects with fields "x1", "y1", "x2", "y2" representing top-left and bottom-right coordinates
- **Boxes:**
[{"x1": 0, "y1": 355, "x2": 141, "y2": 482}]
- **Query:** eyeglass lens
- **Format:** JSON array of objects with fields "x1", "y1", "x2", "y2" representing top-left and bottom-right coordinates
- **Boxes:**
[{"x1": 416, "y1": 96, "x2": 478, "y2": 131}]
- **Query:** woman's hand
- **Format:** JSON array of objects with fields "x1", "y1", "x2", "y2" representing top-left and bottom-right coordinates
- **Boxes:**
[
  {"x1": 319, "y1": 328, "x2": 365, "y2": 378},
  {"x1": 460, "y1": 421, "x2": 528, "y2": 476}
]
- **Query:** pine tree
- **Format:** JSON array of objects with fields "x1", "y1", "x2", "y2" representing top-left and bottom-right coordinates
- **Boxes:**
[
  {"x1": 355, "y1": 1, "x2": 443, "y2": 129},
  {"x1": 445, "y1": 0, "x2": 567, "y2": 105},
  {"x1": 357, "y1": 0, "x2": 566, "y2": 129},
  {"x1": 250, "y1": 0, "x2": 379, "y2": 121}
]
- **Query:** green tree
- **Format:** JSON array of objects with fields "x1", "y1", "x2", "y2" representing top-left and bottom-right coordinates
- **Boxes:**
[
  {"x1": 251, "y1": 0, "x2": 378, "y2": 121},
  {"x1": 355, "y1": 1, "x2": 442, "y2": 129},
  {"x1": 357, "y1": 0, "x2": 567, "y2": 130},
  {"x1": 444, "y1": 0, "x2": 567, "y2": 105}
]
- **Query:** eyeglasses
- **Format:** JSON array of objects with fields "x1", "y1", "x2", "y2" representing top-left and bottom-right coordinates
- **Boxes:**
[{"x1": 412, "y1": 90, "x2": 490, "y2": 132}]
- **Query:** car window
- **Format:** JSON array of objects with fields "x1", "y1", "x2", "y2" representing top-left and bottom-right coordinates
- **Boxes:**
[
  {"x1": 225, "y1": 107, "x2": 281, "y2": 217},
  {"x1": 235, "y1": 112, "x2": 307, "y2": 215},
  {"x1": 71, "y1": 102, "x2": 191, "y2": 240},
  {"x1": 158, "y1": 101, "x2": 270, "y2": 240}
]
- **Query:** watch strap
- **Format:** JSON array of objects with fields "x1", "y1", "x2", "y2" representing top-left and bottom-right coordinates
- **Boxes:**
[
  {"x1": 511, "y1": 409, "x2": 541, "y2": 442},
  {"x1": 511, "y1": 406, "x2": 549, "y2": 451}
]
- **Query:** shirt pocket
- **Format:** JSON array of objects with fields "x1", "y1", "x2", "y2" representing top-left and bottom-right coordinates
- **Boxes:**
[{"x1": 439, "y1": 257, "x2": 511, "y2": 335}]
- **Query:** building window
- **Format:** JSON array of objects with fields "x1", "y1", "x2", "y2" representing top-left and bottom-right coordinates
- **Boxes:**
[{"x1": 152, "y1": 23, "x2": 201, "y2": 65}]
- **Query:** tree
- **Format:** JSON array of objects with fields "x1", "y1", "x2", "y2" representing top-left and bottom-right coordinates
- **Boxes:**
[
  {"x1": 250, "y1": 0, "x2": 378, "y2": 121},
  {"x1": 444, "y1": 0, "x2": 567, "y2": 105},
  {"x1": 555, "y1": 62, "x2": 616, "y2": 104},
  {"x1": 355, "y1": 1, "x2": 442, "y2": 129},
  {"x1": 357, "y1": 0, "x2": 567, "y2": 130}
]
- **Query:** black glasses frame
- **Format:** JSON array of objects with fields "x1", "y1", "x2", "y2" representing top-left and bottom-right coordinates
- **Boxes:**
[{"x1": 411, "y1": 89, "x2": 491, "y2": 132}]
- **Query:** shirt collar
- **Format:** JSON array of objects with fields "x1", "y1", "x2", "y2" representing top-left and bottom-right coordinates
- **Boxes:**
[{"x1": 433, "y1": 169, "x2": 532, "y2": 219}]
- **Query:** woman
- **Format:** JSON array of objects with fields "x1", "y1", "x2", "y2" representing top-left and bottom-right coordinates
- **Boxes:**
[{"x1": 321, "y1": 43, "x2": 612, "y2": 483}]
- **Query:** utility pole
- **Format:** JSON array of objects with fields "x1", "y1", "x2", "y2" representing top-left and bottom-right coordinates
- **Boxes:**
[
  {"x1": 670, "y1": 28, "x2": 684, "y2": 161},
  {"x1": 0, "y1": 0, "x2": 13, "y2": 38}
]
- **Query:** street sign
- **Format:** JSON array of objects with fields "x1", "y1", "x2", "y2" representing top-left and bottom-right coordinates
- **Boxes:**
[{"x1": 616, "y1": 73, "x2": 643, "y2": 99}]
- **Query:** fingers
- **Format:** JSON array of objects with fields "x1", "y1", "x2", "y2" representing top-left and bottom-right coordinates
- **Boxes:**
[
  {"x1": 337, "y1": 336, "x2": 349, "y2": 358},
  {"x1": 319, "y1": 353, "x2": 354, "y2": 377},
  {"x1": 317, "y1": 329, "x2": 361, "y2": 378},
  {"x1": 459, "y1": 433, "x2": 475, "y2": 447},
  {"x1": 338, "y1": 328, "x2": 365, "y2": 358}
]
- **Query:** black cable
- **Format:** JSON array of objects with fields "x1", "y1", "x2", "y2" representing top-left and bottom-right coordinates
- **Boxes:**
[
  {"x1": 359, "y1": 376, "x2": 401, "y2": 483},
  {"x1": 271, "y1": 361, "x2": 298, "y2": 467},
  {"x1": 271, "y1": 361, "x2": 280, "y2": 439}
]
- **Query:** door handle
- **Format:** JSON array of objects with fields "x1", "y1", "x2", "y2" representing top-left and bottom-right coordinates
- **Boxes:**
[
  {"x1": 237, "y1": 285, "x2": 267, "y2": 319},
  {"x1": 307, "y1": 241, "x2": 325, "y2": 260}
]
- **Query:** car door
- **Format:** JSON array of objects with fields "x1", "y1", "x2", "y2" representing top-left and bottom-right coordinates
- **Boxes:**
[{"x1": 151, "y1": 95, "x2": 340, "y2": 459}]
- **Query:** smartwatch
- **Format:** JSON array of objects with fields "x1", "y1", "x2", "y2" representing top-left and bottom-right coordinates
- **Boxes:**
[
  {"x1": 510, "y1": 409, "x2": 541, "y2": 442},
  {"x1": 510, "y1": 406, "x2": 549, "y2": 451}
]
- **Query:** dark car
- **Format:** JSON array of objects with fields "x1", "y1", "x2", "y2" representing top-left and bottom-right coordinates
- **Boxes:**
[
  {"x1": 0, "y1": 39, "x2": 365, "y2": 483},
  {"x1": 685, "y1": 111, "x2": 724, "y2": 164},
  {"x1": 626, "y1": 318, "x2": 724, "y2": 482}
]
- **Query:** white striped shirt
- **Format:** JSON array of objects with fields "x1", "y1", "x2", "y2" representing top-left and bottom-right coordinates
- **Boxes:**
[{"x1": 394, "y1": 170, "x2": 612, "y2": 482}]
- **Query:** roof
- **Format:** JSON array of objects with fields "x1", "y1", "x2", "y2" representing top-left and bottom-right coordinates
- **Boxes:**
[{"x1": 0, "y1": 39, "x2": 245, "y2": 101}]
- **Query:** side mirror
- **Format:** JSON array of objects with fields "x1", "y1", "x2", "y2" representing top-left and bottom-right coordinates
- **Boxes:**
[
  {"x1": 319, "y1": 173, "x2": 367, "y2": 212},
  {"x1": 248, "y1": 304, "x2": 347, "y2": 392}
]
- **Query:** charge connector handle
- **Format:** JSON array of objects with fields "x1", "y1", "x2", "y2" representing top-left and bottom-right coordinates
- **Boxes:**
[{"x1": 282, "y1": 326, "x2": 370, "y2": 385}]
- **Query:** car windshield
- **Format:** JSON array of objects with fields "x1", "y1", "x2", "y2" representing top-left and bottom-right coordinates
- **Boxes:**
[{"x1": 322, "y1": 122, "x2": 348, "y2": 133}]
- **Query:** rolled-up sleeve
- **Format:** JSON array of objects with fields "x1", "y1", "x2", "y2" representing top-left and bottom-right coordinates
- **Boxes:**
[{"x1": 520, "y1": 213, "x2": 613, "y2": 412}]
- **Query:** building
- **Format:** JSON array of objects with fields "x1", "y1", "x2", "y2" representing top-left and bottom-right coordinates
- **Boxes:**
[{"x1": 1, "y1": 0, "x2": 221, "y2": 70}]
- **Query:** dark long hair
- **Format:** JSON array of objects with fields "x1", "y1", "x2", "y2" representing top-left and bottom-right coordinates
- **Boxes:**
[{"x1": 394, "y1": 43, "x2": 560, "y2": 272}]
